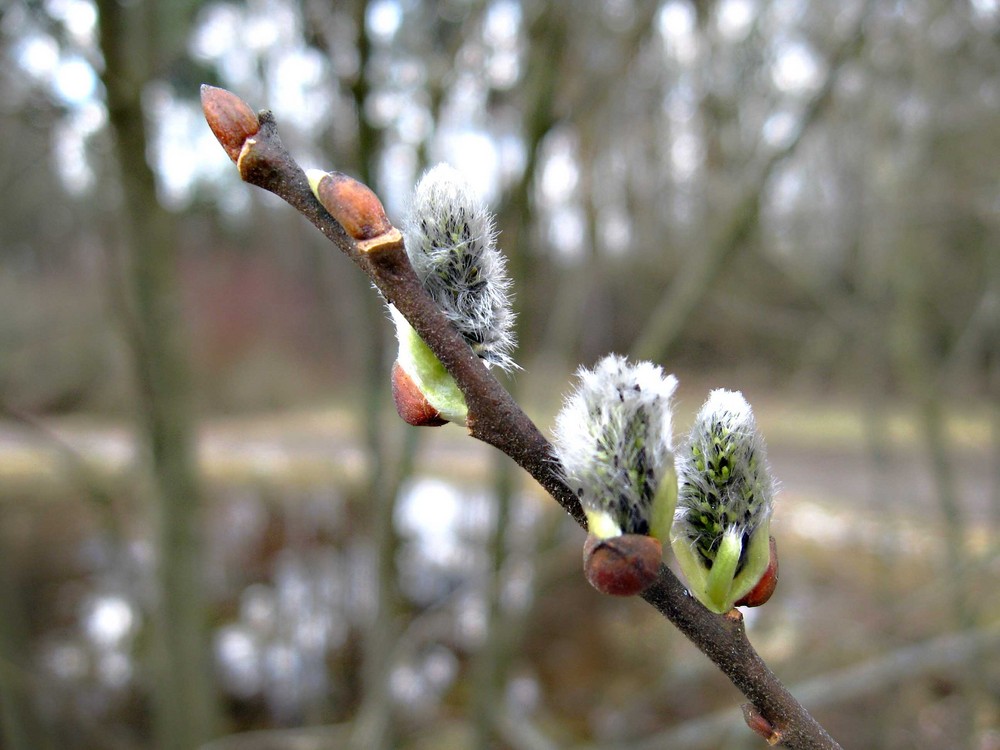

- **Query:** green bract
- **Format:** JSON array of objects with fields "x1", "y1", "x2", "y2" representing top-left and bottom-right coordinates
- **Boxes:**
[{"x1": 390, "y1": 307, "x2": 468, "y2": 424}]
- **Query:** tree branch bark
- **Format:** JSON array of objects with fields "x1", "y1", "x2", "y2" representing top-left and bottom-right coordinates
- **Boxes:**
[{"x1": 202, "y1": 87, "x2": 842, "y2": 749}]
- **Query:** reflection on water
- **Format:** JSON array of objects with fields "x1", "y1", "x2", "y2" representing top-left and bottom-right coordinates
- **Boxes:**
[
  {"x1": 396, "y1": 476, "x2": 495, "y2": 606},
  {"x1": 21, "y1": 474, "x2": 545, "y2": 744},
  {"x1": 212, "y1": 542, "x2": 352, "y2": 723},
  {"x1": 83, "y1": 594, "x2": 136, "y2": 648},
  {"x1": 390, "y1": 644, "x2": 459, "y2": 718}
]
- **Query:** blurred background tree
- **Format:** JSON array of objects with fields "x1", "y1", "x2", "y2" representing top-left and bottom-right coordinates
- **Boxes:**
[{"x1": 0, "y1": 0, "x2": 997, "y2": 749}]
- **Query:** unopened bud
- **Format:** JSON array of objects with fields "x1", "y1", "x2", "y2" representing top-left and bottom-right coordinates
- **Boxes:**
[
  {"x1": 200, "y1": 85, "x2": 260, "y2": 163},
  {"x1": 307, "y1": 169, "x2": 393, "y2": 242},
  {"x1": 734, "y1": 536, "x2": 778, "y2": 608},
  {"x1": 391, "y1": 361, "x2": 447, "y2": 427},
  {"x1": 583, "y1": 533, "x2": 662, "y2": 596},
  {"x1": 742, "y1": 704, "x2": 782, "y2": 746},
  {"x1": 389, "y1": 307, "x2": 469, "y2": 426}
]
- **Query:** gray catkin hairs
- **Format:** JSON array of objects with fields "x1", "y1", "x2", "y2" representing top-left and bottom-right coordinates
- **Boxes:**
[
  {"x1": 552, "y1": 354, "x2": 679, "y2": 542},
  {"x1": 403, "y1": 164, "x2": 517, "y2": 371},
  {"x1": 670, "y1": 388, "x2": 777, "y2": 613},
  {"x1": 674, "y1": 388, "x2": 774, "y2": 564}
]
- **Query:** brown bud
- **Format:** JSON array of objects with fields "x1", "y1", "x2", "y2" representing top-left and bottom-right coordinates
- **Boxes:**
[
  {"x1": 391, "y1": 361, "x2": 447, "y2": 427},
  {"x1": 313, "y1": 171, "x2": 393, "y2": 242},
  {"x1": 742, "y1": 704, "x2": 782, "y2": 746},
  {"x1": 200, "y1": 85, "x2": 260, "y2": 163},
  {"x1": 583, "y1": 533, "x2": 662, "y2": 596},
  {"x1": 735, "y1": 536, "x2": 778, "y2": 608}
]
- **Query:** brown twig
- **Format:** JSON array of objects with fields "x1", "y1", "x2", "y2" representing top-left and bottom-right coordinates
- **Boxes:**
[{"x1": 201, "y1": 85, "x2": 841, "y2": 749}]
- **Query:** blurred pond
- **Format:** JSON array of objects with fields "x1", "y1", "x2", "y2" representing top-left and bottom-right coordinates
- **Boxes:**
[
  {"x1": 0, "y1": 424, "x2": 548, "y2": 748},
  {"x1": 0, "y1": 399, "x2": 997, "y2": 749}
]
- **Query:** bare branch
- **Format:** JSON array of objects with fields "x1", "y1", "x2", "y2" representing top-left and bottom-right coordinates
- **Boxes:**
[{"x1": 626, "y1": 624, "x2": 1000, "y2": 750}]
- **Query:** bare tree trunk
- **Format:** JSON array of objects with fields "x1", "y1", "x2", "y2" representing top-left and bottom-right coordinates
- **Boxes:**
[
  {"x1": 889, "y1": 237, "x2": 969, "y2": 623},
  {"x1": 888, "y1": 232, "x2": 977, "y2": 748},
  {"x1": 631, "y1": 5, "x2": 871, "y2": 362},
  {"x1": 472, "y1": 454, "x2": 516, "y2": 749},
  {"x1": 988, "y1": 242, "x2": 1000, "y2": 530},
  {"x1": 95, "y1": 2, "x2": 216, "y2": 748},
  {"x1": 0, "y1": 529, "x2": 51, "y2": 750},
  {"x1": 992, "y1": 336, "x2": 1000, "y2": 531},
  {"x1": 339, "y1": 3, "x2": 404, "y2": 748}
]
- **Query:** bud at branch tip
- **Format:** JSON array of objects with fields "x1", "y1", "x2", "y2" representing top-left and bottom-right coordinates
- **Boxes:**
[{"x1": 200, "y1": 84, "x2": 259, "y2": 164}]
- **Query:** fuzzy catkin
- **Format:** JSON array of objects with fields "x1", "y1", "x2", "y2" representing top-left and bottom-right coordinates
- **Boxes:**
[
  {"x1": 674, "y1": 389, "x2": 774, "y2": 570},
  {"x1": 403, "y1": 164, "x2": 516, "y2": 371},
  {"x1": 553, "y1": 355, "x2": 678, "y2": 538}
]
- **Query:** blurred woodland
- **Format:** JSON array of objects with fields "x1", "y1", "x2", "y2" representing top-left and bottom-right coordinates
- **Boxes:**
[{"x1": 0, "y1": 0, "x2": 998, "y2": 749}]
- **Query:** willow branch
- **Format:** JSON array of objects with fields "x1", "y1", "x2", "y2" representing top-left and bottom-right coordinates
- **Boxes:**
[{"x1": 201, "y1": 85, "x2": 841, "y2": 749}]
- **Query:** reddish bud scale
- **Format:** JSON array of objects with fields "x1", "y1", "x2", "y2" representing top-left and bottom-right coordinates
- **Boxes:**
[
  {"x1": 583, "y1": 533, "x2": 662, "y2": 596},
  {"x1": 314, "y1": 172, "x2": 393, "y2": 242},
  {"x1": 742, "y1": 704, "x2": 782, "y2": 746},
  {"x1": 200, "y1": 85, "x2": 260, "y2": 163},
  {"x1": 391, "y1": 361, "x2": 447, "y2": 427},
  {"x1": 735, "y1": 536, "x2": 779, "y2": 608}
]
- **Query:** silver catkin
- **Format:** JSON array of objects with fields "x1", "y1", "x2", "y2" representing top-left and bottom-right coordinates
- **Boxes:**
[
  {"x1": 403, "y1": 164, "x2": 517, "y2": 371},
  {"x1": 673, "y1": 389, "x2": 774, "y2": 571},
  {"x1": 553, "y1": 354, "x2": 678, "y2": 537}
]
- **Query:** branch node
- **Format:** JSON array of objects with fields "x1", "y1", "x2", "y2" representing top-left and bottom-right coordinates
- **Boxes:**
[
  {"x1": 742, "y1": 703, "x2": 783, "y2": 746},
  {"x1": 357, "y1": 228, "x2": 405, "y2": 256}
]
